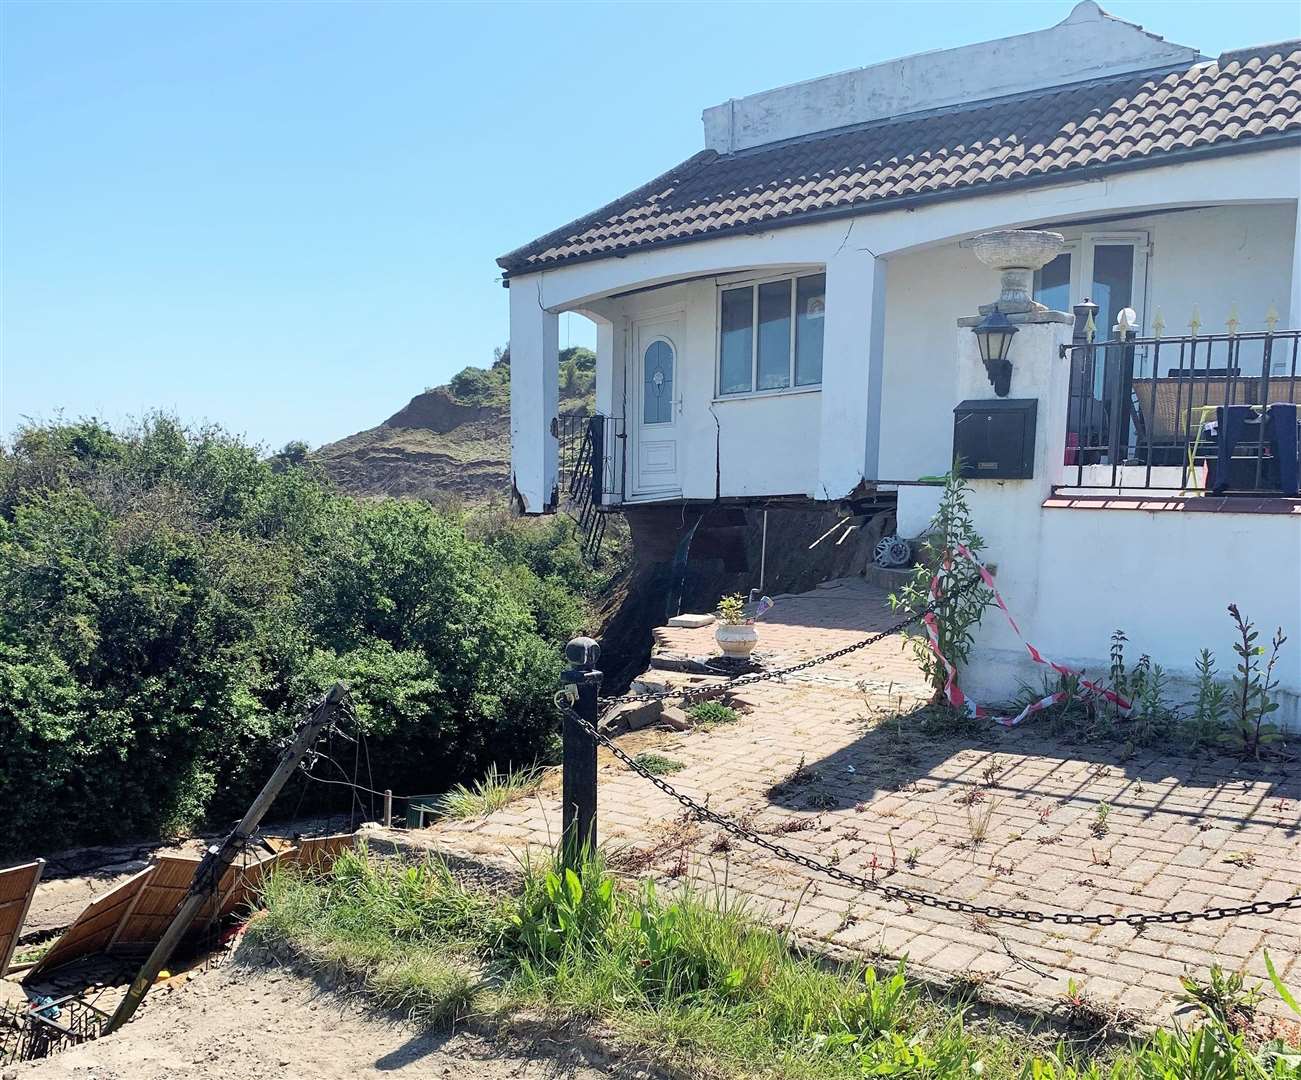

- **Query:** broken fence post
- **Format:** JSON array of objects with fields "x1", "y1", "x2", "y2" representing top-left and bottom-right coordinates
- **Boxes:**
[
  {"x1": 104, "y1": 682, "x2": 349, "y2": 1035},
  {"x1": 560, "y1": 637, "x2": 601, "y2": 864}
]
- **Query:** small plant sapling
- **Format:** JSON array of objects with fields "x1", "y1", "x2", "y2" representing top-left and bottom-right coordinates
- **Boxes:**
[
  {"x1": 889, "y1": 468, "x2": 993, "y2": 705},
  {"x1": 1226, "y1": 605, "x2": 1287, "y2": 759},
  {"x1": 1187, "y1": 649, "x2": 1228, "y2": 750},
  {"x1": 716, "y1": 593, "x2": 748, "y2": 625}
]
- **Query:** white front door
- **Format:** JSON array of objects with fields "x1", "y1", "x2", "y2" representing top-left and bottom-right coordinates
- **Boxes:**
[{"x1": 632, "y1": 314, "x2": 683, "y2": 497}]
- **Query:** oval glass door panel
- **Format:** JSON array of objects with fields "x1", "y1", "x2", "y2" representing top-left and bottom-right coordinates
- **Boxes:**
[{"x1": 642, "y1": 339, "x2": 674, "y2": 425}]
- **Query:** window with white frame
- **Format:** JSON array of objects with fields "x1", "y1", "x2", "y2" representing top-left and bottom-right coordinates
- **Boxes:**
[{"x1": 718, "y1": 272, "x2": 826, "y2": 396}]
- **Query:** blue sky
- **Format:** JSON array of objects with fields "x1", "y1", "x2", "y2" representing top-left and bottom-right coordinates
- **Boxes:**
[{"x1": 3, "y1": 1, "x2": 1298, "y2": 451}]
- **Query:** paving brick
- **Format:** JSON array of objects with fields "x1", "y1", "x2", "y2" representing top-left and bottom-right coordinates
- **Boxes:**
[{"x1": 415, "y1": 576, "x2": 1301, "y2": 1027}]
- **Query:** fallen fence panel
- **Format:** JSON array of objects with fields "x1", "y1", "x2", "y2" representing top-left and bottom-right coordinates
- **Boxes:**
[
  {"x1": 28, "y1": 867, "x2": 153, "y2": 978},
  {"x1": 0, "y1": 860, "x2": 45, "y2": 974}
]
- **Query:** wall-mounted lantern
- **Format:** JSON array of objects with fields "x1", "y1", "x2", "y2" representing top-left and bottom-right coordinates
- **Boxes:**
[
  {"x1": 971, "y1": 310, "x2": 1018, "y2": 397},
  {"x1": 962, "y1": 228, "x2": 1065, "y2": 399}
]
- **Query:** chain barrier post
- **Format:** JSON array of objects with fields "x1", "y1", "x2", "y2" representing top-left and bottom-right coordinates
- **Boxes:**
[{"x1": 561, "y1": 637, "x2": 601, "y2": 865}]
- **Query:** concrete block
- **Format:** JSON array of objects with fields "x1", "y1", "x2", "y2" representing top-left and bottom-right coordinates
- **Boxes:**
[
  {"x1": 604, "y1": 698, "x2": 663, "y2": 732},
  {"x1": 667, "y1": 613, "x2": 715, "y2": 628},
  {"x1": 660, "y1": 705, "x2": 691, "y2": 731}
]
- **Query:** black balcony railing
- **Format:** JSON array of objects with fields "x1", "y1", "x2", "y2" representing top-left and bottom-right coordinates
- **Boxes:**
[
  {"x1": 556, "y1": 412, "x2": 624, "y2": 561},
  {"x1": 1058, "y1": 328, "x2": 1300, "y2": 495}
]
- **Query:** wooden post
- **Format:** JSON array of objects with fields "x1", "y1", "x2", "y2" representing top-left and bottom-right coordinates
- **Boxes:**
[
  {"x1": 104, "y1": 683, "x2": 348, "y2": 1035},
  {"x1": 383, "y1": 789, "x2": 393, "y2": 829},
  {"x1": 561, "y1": 637, "x2": 601, "y2": 864}
]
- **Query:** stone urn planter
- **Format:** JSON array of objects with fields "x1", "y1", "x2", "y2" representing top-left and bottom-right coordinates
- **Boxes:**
[
  {"x1": 714, "y1": 593, "x2": 758, "y2": 659},
  {"x1": 715, "y1": 622, "x2": 759, "y2": 659},
  {"x1": 968, "y1": 229, "x2": 1065, "y2": 313}
]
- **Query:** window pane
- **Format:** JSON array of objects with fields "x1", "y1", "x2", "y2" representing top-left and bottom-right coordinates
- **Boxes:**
[
  {"x1": 719, "y1": 287, "x2": 753, "y2": 394},
  {"x1": 1090, "y1": 245, "x2": 1135, "y2": 339},
  {"x1": 1090, "y1": 243, "x2": 1136, "y2": 402},
  {"x1": 795, "y1": 273, "x2": 826, "y2": 386},
  {"x1": 757, "y1": 280, "x2": 791, "y2": 390},
  {"x1": 642, "y1": 340, "x2": 674, "y2": 425},
  {"x1": 1032, "y1": 253, "x2": 1071, "y2": 313}
]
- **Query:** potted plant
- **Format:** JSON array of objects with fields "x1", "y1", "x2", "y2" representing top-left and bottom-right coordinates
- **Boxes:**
[{"x1": 714, "y1": 593, "x2": 758, "y2": 659}]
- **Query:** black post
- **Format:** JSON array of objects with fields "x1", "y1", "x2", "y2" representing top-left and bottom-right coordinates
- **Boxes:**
[
  {"x1": 1069, "y1": 299, "x2": 1099, "y2": 474},
  {"x1": 561, "y1": 636, "x2": 601, "y2": 862}
]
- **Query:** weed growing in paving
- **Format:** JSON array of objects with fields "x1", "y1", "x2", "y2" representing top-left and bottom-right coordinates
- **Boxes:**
[
  {"x1": 433, "y1": 763, "x2": 542, "y2": 819},
  {"x1": 255, "y1": 847, "x2": 1301, "y2": 1080},
  {"x1": 1089, "y1": 804, "x2": 1111, "y2": 839},
  {"x1": 633, "y1": 752, "x2": 685, "y2": 776},
  {"x1": 687, "y1": 700, "x2": 740, "y2": 727}
]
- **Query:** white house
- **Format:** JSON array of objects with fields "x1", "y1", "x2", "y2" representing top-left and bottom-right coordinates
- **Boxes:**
[{"x1": 500, "y1": 2, "x2": 1301, "y2": 724}]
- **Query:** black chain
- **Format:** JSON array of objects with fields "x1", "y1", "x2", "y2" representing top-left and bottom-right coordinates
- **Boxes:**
[
  {"x1": 599, "y1": 576, "x2": 982, "y2": 709},
  {"x1": 570, "y1": 704, "x2": 1301, "y2": 927}
]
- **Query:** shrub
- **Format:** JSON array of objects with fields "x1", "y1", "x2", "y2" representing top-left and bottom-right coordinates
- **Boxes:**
[
  {"x1": 447, "y1": 365, "x2": 501, "y2": 403},
  {"x1": 0, "y1": 416, "x2": 571, "y2": 853}
]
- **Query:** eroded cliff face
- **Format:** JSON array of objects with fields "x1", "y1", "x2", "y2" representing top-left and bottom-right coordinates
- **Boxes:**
[{"x1": 313, "y1": 388, "x2": 511, "y2": 504}]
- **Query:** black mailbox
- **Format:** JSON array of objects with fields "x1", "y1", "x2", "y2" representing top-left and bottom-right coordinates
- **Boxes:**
[{"x1": 953, "y1": 399, "x2": 1037, "y2": 480}]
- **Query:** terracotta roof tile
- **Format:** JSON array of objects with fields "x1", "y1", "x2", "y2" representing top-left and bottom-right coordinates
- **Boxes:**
[{"x1": 499, "y1": 44, "x2": 1301, "y2": 274}]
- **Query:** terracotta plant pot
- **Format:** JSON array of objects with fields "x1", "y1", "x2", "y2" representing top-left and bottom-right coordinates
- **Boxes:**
[{"x1": 715, "y1": 623, "x2": 758, "y2": 659}]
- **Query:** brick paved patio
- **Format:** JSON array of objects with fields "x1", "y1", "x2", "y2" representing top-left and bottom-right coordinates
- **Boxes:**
[{"x1": 422, "y1": 579, "x2": 1301, "y2": 1027}]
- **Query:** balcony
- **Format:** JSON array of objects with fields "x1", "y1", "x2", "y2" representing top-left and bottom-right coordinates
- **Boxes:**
[{"x1": 1057, "y1": 328, "x2": 1300, "y2": 496}]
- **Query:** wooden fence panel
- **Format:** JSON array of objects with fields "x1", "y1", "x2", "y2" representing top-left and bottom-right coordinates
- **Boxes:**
[
  {"x1": 28, "y1": 867, "x2": 153, "y2": 978},
  {"x1": 0, "y1": 860, "x2": 44, "y2": 974}
]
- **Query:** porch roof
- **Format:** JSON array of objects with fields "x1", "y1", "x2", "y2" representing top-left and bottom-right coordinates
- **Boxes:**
[{"x1": 498, "y1": 42, "x2": 1300, "y2": 278}]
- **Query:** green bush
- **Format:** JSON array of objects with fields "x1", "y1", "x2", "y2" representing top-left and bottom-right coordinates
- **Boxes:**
[{"x1": 0, "y1": 416, "x2": 576, "y2": 853}]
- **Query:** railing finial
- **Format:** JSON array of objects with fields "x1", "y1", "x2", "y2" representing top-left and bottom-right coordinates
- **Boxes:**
[
  {"x1": 1188, "y1": 305, "x2": 1202, "y2": 338},
  {"x1": 1265, "y1": 304, "x2": 1279, "y2": 332},
  {"x1": 1225, "y1": 304, "x2": 1240, "y2": 337},
  {"x1": 1152, "y1": 308, "x2": 1165, "y2": 339}
]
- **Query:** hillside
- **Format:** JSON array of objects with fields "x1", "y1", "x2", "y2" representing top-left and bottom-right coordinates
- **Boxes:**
[{"x1": 314, "y1": 348, "x2": 593, "y2": 502}]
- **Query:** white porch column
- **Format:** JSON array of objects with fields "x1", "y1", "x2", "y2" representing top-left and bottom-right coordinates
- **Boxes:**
[
  {"x1": 592, "y1": 314, "x2": 616, "y2": 417},
  {"x1": 818, "y1": 250, "x2": 886, "y2": 500},
  {"x1": 508, "y1": 278, "x2": 559, "y2": 514}
]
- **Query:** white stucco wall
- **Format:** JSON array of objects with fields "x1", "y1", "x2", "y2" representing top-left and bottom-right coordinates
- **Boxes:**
[
  {"x1": 589, "y1": 277, "x2": 825, "y2": 503},
  {"x1": 508, "y1": 151, "x2": 1301, "y2": 513},
  {"x1": 947, "y1": 318, "x2": 1301, "y2": 732},
  {"x1": 701, "y1": 1, "x2": 1200, "y2": 154},
  {"x1": 877, "y1": 202, "x2": 1299, "y2": 537},
  {"x1": 573, "y1": 201, "x2": 1298, "y2": 516}
]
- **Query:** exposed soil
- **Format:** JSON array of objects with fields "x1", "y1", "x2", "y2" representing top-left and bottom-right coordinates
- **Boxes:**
[
  {"x1": 13, "y1": 962, "x2": 637, "y2": 1079},
  {"x1": 313, "y1": 385, "x2": 591, "y2": 505}
]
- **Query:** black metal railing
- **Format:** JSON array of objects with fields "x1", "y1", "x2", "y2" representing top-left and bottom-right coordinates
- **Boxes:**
[
  {"x1": 558, "y1": 412, "x2": 624, "y2": 507},
  {"x1": 556, "y1": 412, "x2": 624, "y2": 561},
  {"x1": 1058, "y1": 328, "x2": 1300, "y2": 495}
]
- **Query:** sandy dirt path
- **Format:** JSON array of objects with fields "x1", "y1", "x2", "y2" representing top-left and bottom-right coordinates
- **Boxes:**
[{"x1": 12, "y1": 963, "x2": 635, "y2": 1080}]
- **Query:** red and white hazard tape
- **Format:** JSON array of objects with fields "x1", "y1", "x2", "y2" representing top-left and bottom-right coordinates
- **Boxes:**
[{"x1": 922, "y1": 544, "x2": 1132, "y2": 727}]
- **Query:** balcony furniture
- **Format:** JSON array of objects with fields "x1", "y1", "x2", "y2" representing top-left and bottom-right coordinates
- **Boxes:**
[{"x1": 1208, "y1": 402, "x2": 1300, "y2": 495}]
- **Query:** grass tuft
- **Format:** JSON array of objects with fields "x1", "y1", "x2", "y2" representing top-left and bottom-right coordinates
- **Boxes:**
[
  {"x1": 632, "y1": 752, "x2": 685, "y2": 776},
  {"x1": 434, "y1": 763, "x2": 542, "y2": 819},
  {"x1": 686, "y1": 700, "x2": 739, "y2": 727}
]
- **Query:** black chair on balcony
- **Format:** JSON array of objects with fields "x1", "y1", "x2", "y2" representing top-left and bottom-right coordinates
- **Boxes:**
[{"x1": 1208, "y1": 402, "x2": 1300, "y2": 495}]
